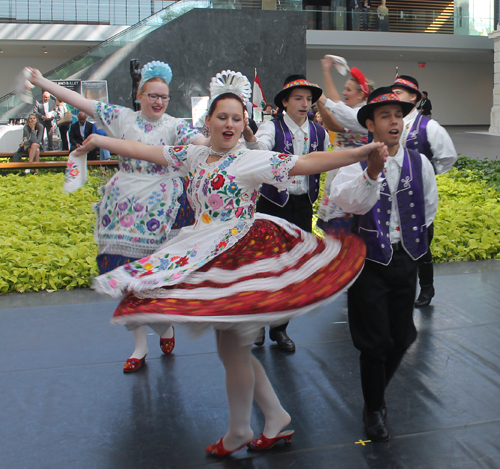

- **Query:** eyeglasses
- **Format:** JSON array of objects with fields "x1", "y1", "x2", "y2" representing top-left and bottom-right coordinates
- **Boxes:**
[{"x1": 141, "y1": 93, "x2": 171, "y2": 103}]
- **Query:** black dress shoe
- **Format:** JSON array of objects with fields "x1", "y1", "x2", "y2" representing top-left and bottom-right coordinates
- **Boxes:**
[
  {"x1": 254, "y1": 328, "x2": 265, "y2": 347},
  {"x1": 363, "y1": 406, "x2": 390, "y2": 442},
  {"x1": 415, "y1": 285, "x2": 435, "y2": 307},
  {"x1": 269, "y1": 330, "x2": 295, "y2": 352}
]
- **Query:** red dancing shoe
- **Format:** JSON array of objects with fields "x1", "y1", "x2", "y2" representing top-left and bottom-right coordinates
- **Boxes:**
[
  {"x1": 160, "y1": 326, "x2": 175, "y2": 355},
  {"x1": 123, "y1": 355, "x2": 146, "y2": 373},
  {"x1": 205, "y1": 438, "x2": 247, "y2": 457},
  {"x1": 247, "y1": 430, "x2": 294, "y2": 450}
]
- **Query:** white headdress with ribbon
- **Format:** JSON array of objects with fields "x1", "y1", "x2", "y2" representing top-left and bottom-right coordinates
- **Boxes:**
[
  {"x1": 138, "y1": 61, "x2": 173, "y2": 91},
  {"x1": 209, "y1": 70, "x2": 251, "y2": 104}
]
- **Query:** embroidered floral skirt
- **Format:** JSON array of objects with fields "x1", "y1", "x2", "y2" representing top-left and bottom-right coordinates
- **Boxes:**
[{"x1": 107, "y1": 218, "x2": 366, "y2": 340}]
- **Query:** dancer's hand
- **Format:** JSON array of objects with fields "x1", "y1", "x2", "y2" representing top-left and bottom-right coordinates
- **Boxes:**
[
  {"x1": 27, "y1": 67, "x2": 43, "y2": 87},
  {"x1": 365, "y1": 142, "x2": 387, "y2": 180},
  {"x1": 321, "y1": 57, "x2": 333, "y2": 73},
  {"x1": 75, "y1": 134, "x2": 100, "y2": 156},
  {"x1": 356, "y1": 141, "x2": 387, "y2": 162}
]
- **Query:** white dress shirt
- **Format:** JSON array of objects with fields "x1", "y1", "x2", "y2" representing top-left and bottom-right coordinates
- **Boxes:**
[
  {"x1": 331, "y1": 145, "x2": 438, "y2": 244},
  {"x1": 252, "y1": 113, "x2": 330, "y2": 195},
  {"x1": 402, "y1": 108, "x2": 457, "y2": 175}
]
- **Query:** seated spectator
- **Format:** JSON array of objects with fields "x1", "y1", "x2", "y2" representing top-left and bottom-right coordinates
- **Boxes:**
[
  {"x1": 93, "y1": 125, "x2": 111, "y2": 160},
  {"x1": 13, "y1": 113, "x2": 42, "y2": 174},
  {"x1": 69, "y1": 112, "x2": 97, "y2": 160}
]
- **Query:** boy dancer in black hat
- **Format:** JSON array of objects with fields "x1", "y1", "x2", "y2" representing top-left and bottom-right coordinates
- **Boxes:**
[
  {"x1": 331, "y1": 87, "x2": 438, "y2": 441},
  {"x1": 245, "y1": 75, "x2": 329, "y2": 352},
  {"x1": 391, "y1": 75, "x2": 457, "y2": 307}
]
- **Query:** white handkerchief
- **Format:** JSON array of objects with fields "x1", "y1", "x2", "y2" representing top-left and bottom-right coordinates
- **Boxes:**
[
  {"x1": 14, "y1": 67, "x2": 35, "y2": 104},
  {"x1": 63, "y1": 151, "x2": 88, "y2": 193},
  {"x1": 325, "y1": 55, "x2": 350, "y2": 76}
]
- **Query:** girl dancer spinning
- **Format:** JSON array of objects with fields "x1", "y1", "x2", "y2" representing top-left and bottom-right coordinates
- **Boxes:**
[
  {"x1": 316, "y1": 56, "x2": 373, "y2": 234},
  {"x1": 28, "y1": 63, "x2": 207, "y2": 372},
  {"x1": 76, "y1": 70, "x2": 387, "y2": 456}
]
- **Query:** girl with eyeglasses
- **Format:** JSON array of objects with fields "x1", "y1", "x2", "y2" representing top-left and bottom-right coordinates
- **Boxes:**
[{"x1": 28, "y1": 62, "x2": 208, "y2": 372}]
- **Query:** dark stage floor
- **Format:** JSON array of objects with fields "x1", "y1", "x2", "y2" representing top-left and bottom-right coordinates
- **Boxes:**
[{"x1": 1, "y1": 260, "x2": 500, "y2": 469}]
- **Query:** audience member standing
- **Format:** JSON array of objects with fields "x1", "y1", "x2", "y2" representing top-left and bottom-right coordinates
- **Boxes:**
[
  {"x1": 361, "y1": 0, "x2": 372, "y2": 30},
  {"x1": 417, "y1": 91, "x2": 432, "y2": 117},
  {"x1": 55, "y1": 98, "x2": 71, "y2": 151},
  {"x1": 33, "y1": 91, "x2": 56, "y2": 151}
]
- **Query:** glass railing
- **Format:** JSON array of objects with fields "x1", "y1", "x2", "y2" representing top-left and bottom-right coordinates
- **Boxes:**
[
  {"x1": 0, "y1": 0, "x2": 175, "y2": 25},
  {"x1": 0, "y1": 0, "x2": 210, "y2": 122},
  {"x1": 298, "y1": 8, "x2": 494, "y2": 36}
]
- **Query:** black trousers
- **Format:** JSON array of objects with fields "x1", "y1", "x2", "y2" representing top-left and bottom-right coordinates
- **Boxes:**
[
  {"x1": 417, "y1": 223, "x2": 434, "y2": 287},
  {"x1": 348, "y1": 248, "x2": 418, "y2": 411},
  {"x1": 59, "y1": 124, "x2": 70, "y2": 151},
  {"x1": 41, "y1": 121, "x2": 53, "y2": 150},
  {"x1": 256, "y1": 194, "x2": 313, "y2": 333}
]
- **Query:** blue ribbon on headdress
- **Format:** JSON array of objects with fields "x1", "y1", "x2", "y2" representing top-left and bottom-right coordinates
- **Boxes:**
[{"x1": 138, "y1": 61, "x2": 173, "y2": 91}]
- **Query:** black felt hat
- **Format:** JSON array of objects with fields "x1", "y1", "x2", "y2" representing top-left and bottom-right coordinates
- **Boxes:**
[
  {"x1": 357, "y1": 86, "x2": 415, "y2": 129},
  {"x1": 274, "y1": 75, "x2": 323, "y2": 109},
  {"x1": 391, "y1": 75, "x2": 422, "y2": 102}
]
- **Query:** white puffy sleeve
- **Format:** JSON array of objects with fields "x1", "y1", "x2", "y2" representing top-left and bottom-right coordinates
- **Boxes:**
[
  {"x1": 324, "y1": 99, "x2": 367, "y2": 134},
  {"x1": 427, "y1": 119, "x2": 458, "y2": 175},
  {"x1": 253, "y1": 120, "x2": 276, "y2": 150},
  {"x1": 162, "y1": 145, "x2": 193, "y2": 177},
  {"x1": 330, "y1": 162, "x2": 381, "y2": 215},
  {"x1": 91, "y1": 101, "x2": 131, "y2": 138},
  {"x1": 236, "y1": 149, "x2": 299, "y2": 190},
  {"x1": 174, "y1": 118, "x2": 203, "y2": 145}
]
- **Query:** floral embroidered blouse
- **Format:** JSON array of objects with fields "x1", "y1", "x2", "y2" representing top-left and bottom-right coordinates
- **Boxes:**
[
  {"x1": 91, "y1": 101, "x2": 201, "y2": 259},
  {"x1": 94, "y1": 144, "x2": 299, "y2": 297}
]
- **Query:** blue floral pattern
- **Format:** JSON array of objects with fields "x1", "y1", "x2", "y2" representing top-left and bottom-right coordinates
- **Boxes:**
[{"x1": 91, "y1": 101, "x2": 201, "y2": 258}]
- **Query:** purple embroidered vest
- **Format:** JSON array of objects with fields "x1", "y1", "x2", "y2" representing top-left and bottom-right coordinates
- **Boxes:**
[
  {"x1": 405, "y1": 114, "x2": 434, "y2": 168},
  {"x1": 259, "y1": 119, "x2": 325, "y2": 207},
  {"x1": 357, "y1": 149, "x2": 428, "y2": 265}
]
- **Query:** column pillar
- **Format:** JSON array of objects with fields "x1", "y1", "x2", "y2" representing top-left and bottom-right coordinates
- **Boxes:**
[{"x1": 488, "y1": 29, "x2": 500, "y2": 135}]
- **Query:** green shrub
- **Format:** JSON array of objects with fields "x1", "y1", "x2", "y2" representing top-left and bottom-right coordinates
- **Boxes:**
[
  {"x1": 0, "y1": 173, "x2": 101, "y2": 293},
  {"x1": 0, "y1": 157, "x2": 499, "y2": 295},
  {"x1": 433, "y1": 168, "x2": 500, "y2": 262}
]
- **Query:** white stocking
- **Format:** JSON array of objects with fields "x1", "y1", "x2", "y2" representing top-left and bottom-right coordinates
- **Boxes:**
[
  {"x1": 149, "y1": 323, "x2": 174, "y2": 339},
  {"x1": 251, "y1": 355, "x2": 291, "y2": 438},
  {"x1": 216, "y1": 329, "x2": 255, "y2": 451},
  {"x1": 129, "y1": 325, "x2": 149, "y2": 359}
]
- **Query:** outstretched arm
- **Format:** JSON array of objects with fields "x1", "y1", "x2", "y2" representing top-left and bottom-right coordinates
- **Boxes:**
[
  {"x1": 76, "y1": 134, "x2": 166, "y2": 165},
  {"x1": 320, "y1": 58, "x2": 342, "y2": 103},
  {"x1": 316, "y1": 100, "x2": 345, "y2": 133},
  {"x1": 28, "y1": 68, "x2": 94, "y2": 116},
  {"x1": 290, "y1": 141, "x2": 387, "y2": 176}
]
